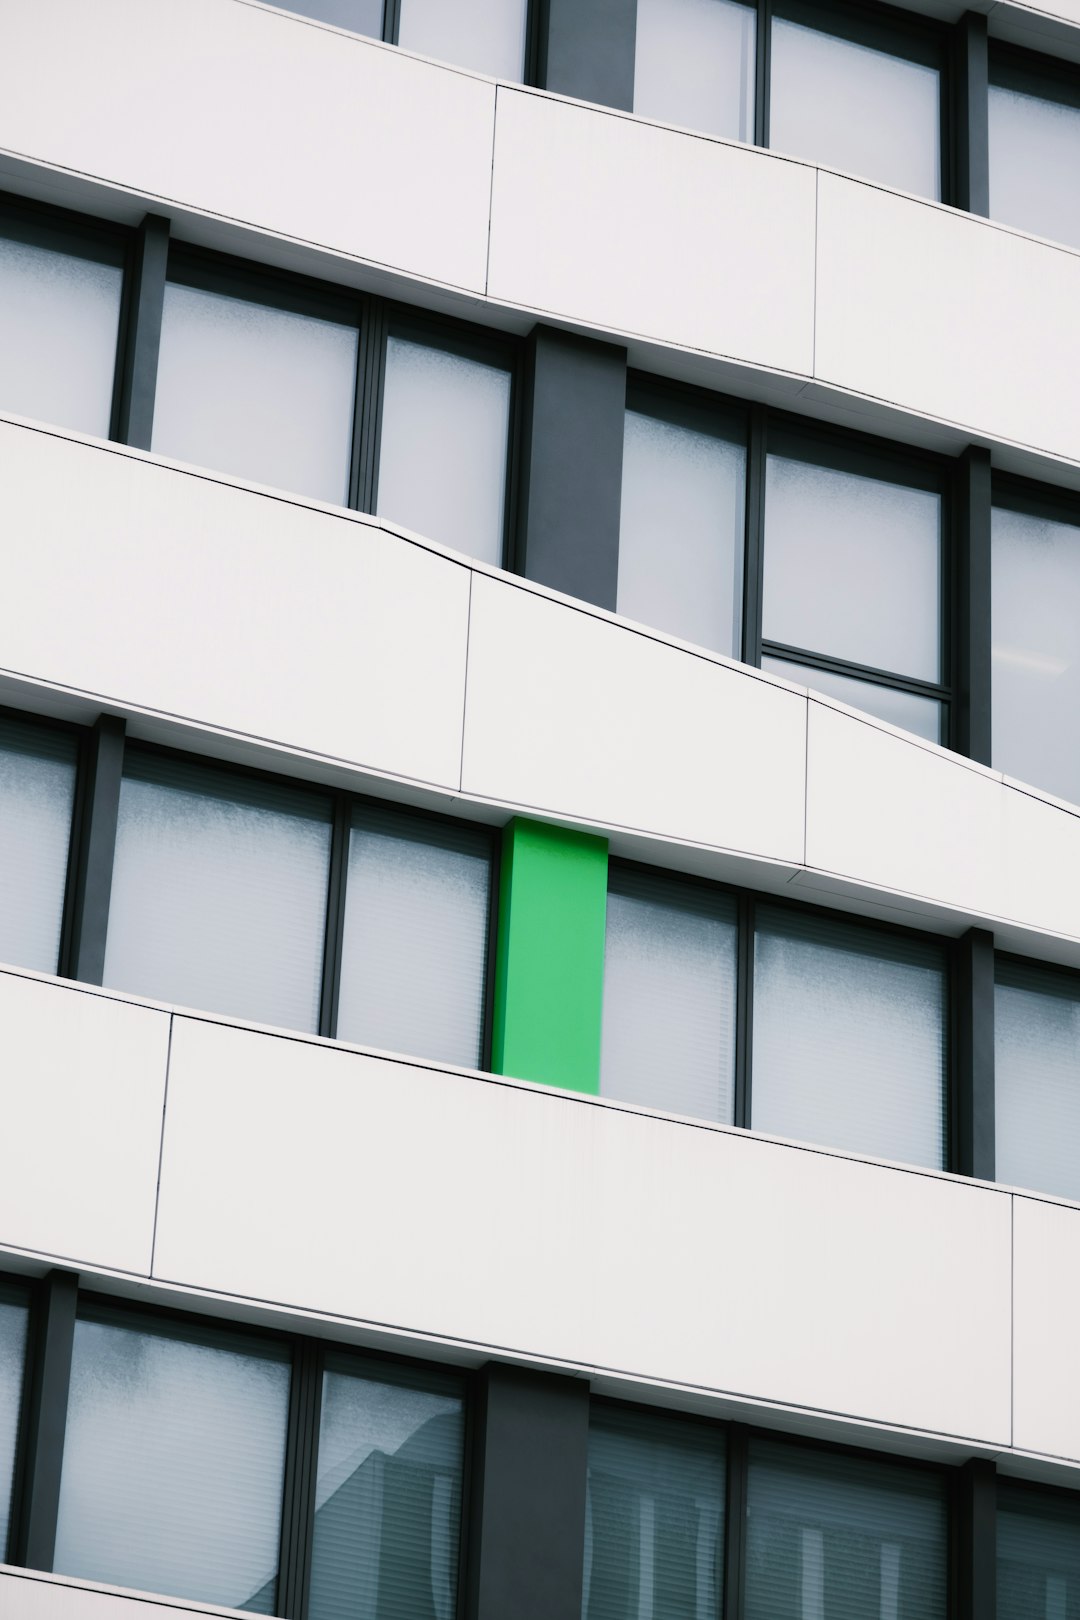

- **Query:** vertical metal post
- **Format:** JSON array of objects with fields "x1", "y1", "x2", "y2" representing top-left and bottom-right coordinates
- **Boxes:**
[
  {"x1": 955, "y1": 927, "x2": 996, "y2": 1181},
  {"x1": 114, "y1": 214, "x2": 170, "y2": 450},
  {"x1": 15, "y1": 1270, "x2": 78, "y2": 1572},
  {"x1": 66, "y1": 715, "x2": 126, "y2": 986}
]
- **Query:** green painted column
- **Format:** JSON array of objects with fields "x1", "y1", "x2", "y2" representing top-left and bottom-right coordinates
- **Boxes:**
[{"x1": 491, "y1": 817, "x2": 609, "y2": 1094}]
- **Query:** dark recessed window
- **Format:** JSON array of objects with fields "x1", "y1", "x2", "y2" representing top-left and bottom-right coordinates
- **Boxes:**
[
  {"x1": 990, "y1": 50, "x2": 1080, "y2": 251},
  {"x1": 998, "y1": 1481, "x2": 1080, "y2": 1619},
  {"x1": 0, "y1": 1282, "x2": 30, "y2": 1563},
  {"x1": 995, "y1": 959, "x2": 1080, "y2": 1202},
  {"x1": 633, "y1": 0, "x2": 757, "y2": 140},
  {"x1": 0, "y1": 713, "x2": 78, "y2": 976}
]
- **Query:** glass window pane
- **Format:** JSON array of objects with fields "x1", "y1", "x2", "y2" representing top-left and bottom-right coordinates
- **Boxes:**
[
  {"x1": 0, "y1": 1286, "x2": 29, "y2": 1563},
  {"x1": 746, "y1": 1439, "x2": 947, "y2": 1620},
  {"x1": 999, "y1": 1483, "x2": 1080, "y2": 1620},
  {"x1": 273, "y1": 0, "x2": 383, "y2": 33},
  {"x1": 54, "y1": 1312, "x2": 290, "y2": 1611},
  {"x1": 601, "y1": 868, "x2": 737, "y2": 1124},
  {"x1": 0, "y1": 716, "x2": 78, "y2": 974},
  {"x1": 763, "y1": 452, "x2": 942, "y2": 683},
  {"x1": 0, "y1": 230, "x2": 122, "y2": 436},
  {"x1": 762, "y1": 656, "x2": 943, "y2": 744},
  {"x1": 634, "y1": 0, "x2": 756, "y2": 141},
  {"x1": 377, "y1": 335, "x2": 511, "y2": 565},
  {"x1": 992, "y1": 504, "x2": 1080, "y2": 806},
  {"x1": 398, "y1": 0, "x2": 528, "y2": 80},
  {"x1": 995, "y1": 961, "x2": 1080, "y2": 1202},
  {"x1": 752, "y1": 907, "x2": 947, "y2": 1169},
  {"x1": 311, "y1": 1358, "x2": 464, "y2": 1620},
  {"x1": 583, "y1": 1407, "x2": 725, "y2": 1620},
  {"x1": 152, "y1": 280, "x2": 358, "y2": 504},
  {"x1": 103, "y1": 753, "x2": 332, "y2": 1033},
  {"x1": 336, "y1": 807, "x2": 490, "y2": 1067},
  {"x1": 990, "y1": 83, "x2": 1080, "y2": 251},
  {"x1": 618, "y1": 407, "x2": 746, "y2": 656},
  {"x1": 769, "y1": 15, "x2": 941, "y2": 198}
]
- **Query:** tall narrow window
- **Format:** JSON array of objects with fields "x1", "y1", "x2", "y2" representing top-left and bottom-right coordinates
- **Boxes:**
[
  {"x1": 601, "y1": 867, "x2": 738, "y2": 1123},
  {"x1": 397, "y1": 0, "x2": 530, "y2": 81},
  {"x1": 752, "y1": 908, "x2": 947, "y2": 1169},
  {"x1": 310, "y1": 1357, "x2": 465, "y2": 1620},
  {"x1": 0, "y1": 1283, "x2": 29, "y2": 1563},
  {"x1": 633, "y1": 0, "x2": 756, "y2": 141},
  {"x1": 990, "y1": 54, "x2": 1080, "y2": 251},
  {"x1": 998, "y1": 1482, "x2": 1080, "y2": 1620},
  {"x1": 376, "y1": 328, "x2": 512, "y2": 565},
  {"x1": 53, "y1": 1308, "x2": 290, "y2": 1612},
  {"x1": 583, "y1": 1406, "x2": 726, "y2": 1620},
  {"x1": 103, "y1": 753, "x2": 332, "y2": 1033},
  {"x1": 0, "y1": 714, "x2": 78, "y2": 975},
  {"x1": 995, "y1": 960, "x2": 1080, "y2": 1201},
  {"x1": 618, "y1": 390, "x2": 746, "y2": 656},
  {"x1": 0, "y1": 212, "x2": 123, "y2": 437},
  {"x1": 336, "y1": 806, "x2": 491, "y2": 1067}
]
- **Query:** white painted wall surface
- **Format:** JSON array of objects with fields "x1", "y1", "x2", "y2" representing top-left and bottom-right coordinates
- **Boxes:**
[
  {"x1": 1012, "y1": 1195, "x2": 1080, "y2": 1460},
  {"x1": 0, "y1": 1566, "x2": 246, "y2": 1620}
]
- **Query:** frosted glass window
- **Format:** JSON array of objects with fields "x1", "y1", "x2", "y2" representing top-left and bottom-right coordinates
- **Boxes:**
[
  {"x1": 0, "y1": 229, "x2": 122, "y2": 436},
  {"x1": 762, "y1": 656, "x2": 943, "y2": 745},
  {"x1": 54, "y1": 1311, "x2": 289, "y2": 1612},
  {"x1": 764, "y1": 453, "x2": 942, "y2": 683},
  {"x1": 990, "y1": 82, "x2": 1080, "y2": 251},
  {"x1": 152, "y1": 280, "x2": 358, "y2": 503},
  {"x1": 634, "y1": 0, "x2": 756, "y2": 140},
  {"x1": 103, "y1": 754, "x2": 332, "y2": 1033},
  {"x1": 0, "y1": 1286, "x2": 29, "y2": 1562},
  {"x1": 601, "y1": 868, "x2": 737, "y2": 1123},
  {"x1": 311, "y1": 1357, "x2": 464, "y2": 1620},
  {"x1": 0, "y1": 716, "x2": 78, "y2": 974},
  {"x1": 583, "y1": 1407, "x2": 725, "y2": 1620},
  {"x1": 996, "y1": 961, "x2": 1080, "y2": 1201},
  {"x1": 746, "y1": 1439, "x2": 947, "y2": 1620},
  {"x1": 273, "y1": 0, "x2": 383, "y2": 33},
  {"x1": 992, "y1": 505, "x2": 1080, "y2": 806},
  {"x1": 337, "y1": 808, "x2": 490, "y2": 1067},
  {"x1": 752, "y1": 908, "x2": 947, "y2": 1168},
  {"x1": 377, "y1": 335, "x2": 511, "y2": 565},
  {"x1": 618, "y1": 406, "x2": 746, "y2": 656},
  {"x1": 398, "y1": 0, "x2": 528, "y2": 80},
  {"x1": 999, "y1": 1483, "x2": 1080, "y2": 1620},
  {"x1": 770, "y1": 14, "x2": 941, "y2": 198}
]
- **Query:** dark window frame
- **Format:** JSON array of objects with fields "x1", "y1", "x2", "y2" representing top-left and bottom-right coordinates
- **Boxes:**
[{"x1": 0, "y1": 1273, "x2": 34, "y2": 1567}]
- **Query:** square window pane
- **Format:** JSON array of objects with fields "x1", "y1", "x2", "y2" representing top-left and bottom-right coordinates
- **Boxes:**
[
  {"x1": 54, "y1": 1312, "x2": 290, "y2": 1611},
  {"x1": 311, "y1": 1358, "x2": 464, "y2": 1620},
  {"x1": 0, "y1": 1286, "x2": 29, "y2": 1563},
  {"x1": 584, "y1": 1407, "x2": 726, "y2": 1620},
  {"x1": 763, "y1": 451, "x2": 941, "y2": 683},
  {"x1": 999, "y1": 1483, "x2": 1080, "y2": 1620},
  {"x1": 992, "y1": 504, "x2": 1080, "y2": 807},
  {"x1": 273, "y1": 0, "x2": 384, "y2": 33},
  {"x1": 634, "y1": 0, "x2": 756, "y2": 141},
  {"x1": 601, "y1": 867, "x2": 737, "y2": 1124},
  {"x1": 752, "y1": 907, "x2": 947, "y2": 1169},
  {"x1": 398, "y1": 0, "x2": 528, "y2": 80},
  {"x1": 990, "y1": 82, "x2": 1080, "y2": 251},
  {"x1": 0, "y1": 715, "x2": 78, "y2": 974},
  {"x1": 770, "y1": 14, "x2": 941, "y2": 198},
  {"x1": 618, "y1": 406, "x2": 746, "y2": 656},
  {"x1": 336, "y1": 807, "x2": 491, "y2": 1067},
  {"x1": 995, "y1": 961, "x2": 1080, "y2": 1202},
  {"x1": 0, "y1": 228, "x2": 122, "y2": 436},
  {"x1": 103, "y1": 753, "x2": 332, "y2": 1033},
  {"x1": 377, "y1": 334, "x2": 511, "y2": 565},
  {"x1": 761, "y1": 656, "x2": 943, "y2": 744},
  {"x1": 152, "y1": 280, "x2": 358, "y2": 503}
]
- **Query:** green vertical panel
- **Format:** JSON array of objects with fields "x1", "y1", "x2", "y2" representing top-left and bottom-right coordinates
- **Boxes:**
[{"x1": 492, "y1": 817, "x2": 608, "y2": 1094}]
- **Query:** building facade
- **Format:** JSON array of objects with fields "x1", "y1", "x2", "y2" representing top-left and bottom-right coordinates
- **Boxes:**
[{"x1": 2, "y1": 0, "x2": 1080, "y2": 1615}]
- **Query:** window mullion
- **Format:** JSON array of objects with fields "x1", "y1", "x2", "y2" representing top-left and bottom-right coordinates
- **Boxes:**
[
  {"x1": 14, "y1": 1270, "x2": 78, "y2": 1574},
  {"x1": 318, "y1": 794, "x2": 351, "y2": 1041},
  {"x1": 734, "y1": 895, "x2": 755, "y2": 1132},
  {"x1": 278, "y1": 1338, "x2": 324, "y2": 1620},
  {"x1": 954, "y1": 927, "x2": 996, "y2": 1181},
  {"x1": 756, "y1": 0, "x2": 773, "y2": 147},
  {"x1": 353, "y1": 296, "x2": 388, "y2": 518},
  {"x1": 742, "y1": 406, "x2": 767, "y2": 667},
  {"x1": 956, "y1": 1458, "x2": 997, "y2": 1620},
  {"x1": 114, "y1": 213, "x2": 170, "y2": 450},
  {"x1": 723, "y1": 1423, "x2": 749, "y2": 1620},
  {"x1": 66, "y1": 714, "x2": 125, "y2": 987},
  {"x1": 954, "y1": 444, "x2": 993, "y2": 766},
  {"x1": 955, "y1": 12, "x2": 990, "y2": 216}
]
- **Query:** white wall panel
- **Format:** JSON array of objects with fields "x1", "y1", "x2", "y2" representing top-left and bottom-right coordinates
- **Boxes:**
[
  {"x1": 0, "y1": 971, "x2": 167, "y2": 1274},
  {"x1": 1013, "y1": 1196, "x2": 1080, "y2": 1459},
  {"x1": 0, "y1": 1568, "x2": 229, "y2": 1620},
  {"x1": 0, "y1": 0, "x2": 494, "y2": 293},
  {"x1": 1000, "y1": 783, "x2": 1080, "y2": 943},
  {"x1": 0, "y1": 421, "x2": 470, "y2": 789},
  {"x1": 488, "y1": 89, "x2": 817, "y2": 376},
  {"x1": 461, "y1": 574, "x2": 807, "y2": 863}
]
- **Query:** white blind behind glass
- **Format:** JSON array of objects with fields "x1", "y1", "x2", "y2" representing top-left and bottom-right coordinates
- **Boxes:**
[
  {"x1": 397, "y1": 0, "x2": 528, "y2": 80},
  {"x1": 0, "y1": 232, "x2": 122, "y2": 436},
  {"x1": 601, "y1": 868, "x2": 737, "y2": 1124},
  {"x1": 752, "y1": 908, "x2": 947, "y2": 1169},
  {"x1": 989, "y1": 84, "x2": 1080, "y2": 252},
  {"x1": 998, "y1": 1483, "x2": 1080, "y2": 1620},
  {"x1": 634, "y1": 0, "x2": 756, "y2": 140},
  {"x1": 278, "y1": 0, "x2": 384, "y2": 33},
  {"x1": 152, "y1": 281, "x2": 358, "y2": 503},
  {"x1": 0, "y1": 1289, "x2": 29, "y2": 1562},
  {"x1": 337, "y1": 808, "x2": 490, "y2": 1067},
  {"x1": 618, "y1": 407, "x2": 746, "y2": 656},
  {"x1": 104, "y1": 754, "x2": 332, "y2": 1033},
  {"x1": 0, "y1": 716, "x2": 77, "y2": 974},
  {"x1": 761, "y1": 656, "x2": 942, "y2": 745},
  {"x1": 583, "y1": 1406, "x2": 726, "y2": 1620},
  {"x1": 54, "y1": 1313, "x2": 289, "y2": 1612},
  {"x1": 996, "y1": 961, "x2": 1080, "y2": 1201},
  {"x1": 377, "y1": 336, "x2": 511, "y2": 565},
  {"x1": 310, "y1": 1359, "x2": 464, "y2": 1620}
]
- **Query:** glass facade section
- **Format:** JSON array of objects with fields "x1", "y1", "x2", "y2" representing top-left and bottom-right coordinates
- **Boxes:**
[
  {"x1": 397, "y1": 0, "x2": 529, "y2": 81},
  {"x1": 104, "y1": 753, "x2": 332, "y2": 1033},
  {"x1": 310, "y1": 1358, "x2": 464, "y2": 1620},
  {"x1": 54, "y1": 1310, "x2": 290, "y2": 1612},
  {"x1": 990, "y1": 78, "x2": 1080, "y2": 251},
  {"x1": 996, "y1": 960, "x2": 1080, "y2": 1201},
  {"x1": 999, "y1": 1483, "x2": 1080, "y2": 1620},
  {"x1": 762, "y1": 656, "x2": 943, "y2": 744},
  {"x1": 583, "y1": 1407, "x2": 726, "y2": 1620},
  {"x1": 634, "y1": 0, "x2": 756, "y2": 140},
  {"x1": 752, "y1": 908, "x2": 947, "y2": 1169},
  {"x1": 0, "y1": 1285, "x2": 29, "y2": 1562},
  {"x1": 277, "y1": 0, "x2": 384, "y2": 33},
  {"x1": 0, "y1": 715, "x2": 78, "y2": 974}
]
